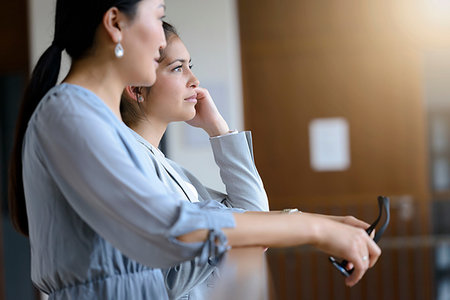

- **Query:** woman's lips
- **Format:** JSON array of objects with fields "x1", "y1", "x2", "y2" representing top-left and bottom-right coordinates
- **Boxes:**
[{"x1": 184, "y1": 94, "x2": 197, "y2": 103}]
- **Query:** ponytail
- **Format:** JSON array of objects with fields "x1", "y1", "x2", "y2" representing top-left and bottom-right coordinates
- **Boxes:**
[
  {"x1": 8, "y1": 43, "x2": 63, "y2": 236},
  {"x1": 8, "y1": 0, "x2": 144, "y2": 237}
]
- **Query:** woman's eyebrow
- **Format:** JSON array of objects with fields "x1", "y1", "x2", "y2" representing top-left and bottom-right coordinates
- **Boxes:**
[{"x1": 166, "y1": 58, "x2": 192, "y2": 66}]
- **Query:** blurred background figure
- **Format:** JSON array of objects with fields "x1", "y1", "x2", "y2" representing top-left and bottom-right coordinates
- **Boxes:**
[{"x1": 2, "y1": 0, "x2": 450, "y2": 299}]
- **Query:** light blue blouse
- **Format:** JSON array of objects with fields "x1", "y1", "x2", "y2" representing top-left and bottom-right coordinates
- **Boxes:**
[
  {"x1": 21, "y1": 83, "x2": 238, "y2": 299},
  {"x1": 130, "y1": 130, "x2": 269, "y2": 299}
]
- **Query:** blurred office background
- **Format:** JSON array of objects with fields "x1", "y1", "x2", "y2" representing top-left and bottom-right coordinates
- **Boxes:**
[{"x1": 2, "y1": 0, "x2": 450, "y2": 299}]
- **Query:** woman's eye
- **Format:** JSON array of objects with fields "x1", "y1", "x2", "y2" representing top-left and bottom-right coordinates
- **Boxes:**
[
  {"x1": 189, "y1": 64, "x2": 193, "y2": 69},
  {"x1": 172, "y1": 66, "x2": 183, "y2": 72}
]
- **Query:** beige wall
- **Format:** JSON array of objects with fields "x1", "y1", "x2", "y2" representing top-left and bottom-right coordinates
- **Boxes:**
[
  {"x1": 28, "y1": 0, "x2": 243, "y2": 192},
  {"x1": 164, "y1": 0, "x2": 243, "y2": 192}
]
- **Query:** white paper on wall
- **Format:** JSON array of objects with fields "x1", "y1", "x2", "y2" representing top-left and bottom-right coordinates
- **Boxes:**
[{"x1": 309, "y1": 117, "x2": 351, "y2": 172}]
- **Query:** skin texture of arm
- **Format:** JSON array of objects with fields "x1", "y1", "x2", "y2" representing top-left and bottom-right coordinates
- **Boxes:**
[{"x1": 177, "y1": 212, "x2": 381, "y2": 287}]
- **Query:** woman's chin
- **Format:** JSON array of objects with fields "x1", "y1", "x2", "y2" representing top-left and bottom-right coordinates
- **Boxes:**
[
  {"x1": 143, "y1": 70, "x2": 157, "y2": 86},
  {"x1": 182, "y1": 112, "x2": 196, "y2": 122}
]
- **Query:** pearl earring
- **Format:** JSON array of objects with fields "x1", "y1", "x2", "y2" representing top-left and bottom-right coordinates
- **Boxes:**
[{"x1": 115, "y1": 38, "x2": 124, "y2": 58}]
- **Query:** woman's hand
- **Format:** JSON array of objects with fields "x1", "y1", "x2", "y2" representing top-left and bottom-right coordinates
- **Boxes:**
[
  {"x1": 314, "y1": 214, "x2": 370, "y2": 229},
  {"x1": 186, "y1": 87, "x2": 230, "y2": 137},
  {"x1": 308, "y1": 213, "x2": 375, "y2": 239},
  {"x1": 310, "y1": 217, "x2": 381, "y2": 287}
]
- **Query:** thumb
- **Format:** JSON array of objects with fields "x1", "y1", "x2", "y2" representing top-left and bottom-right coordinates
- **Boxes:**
[{"x1": 194, "y1": 87, "x2": 209, "y2": 99}]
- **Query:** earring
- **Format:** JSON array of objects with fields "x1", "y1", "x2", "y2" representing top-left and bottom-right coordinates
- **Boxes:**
[
  {"x1": 115, "y1": 38, "x2": 124, "y2": 58},
  {"x1": 134, "y1": 87, "x2": 144, "y2": 103}
]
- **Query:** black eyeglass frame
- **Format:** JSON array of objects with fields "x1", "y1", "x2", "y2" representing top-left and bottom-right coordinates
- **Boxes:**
[{"x1": 328, "y1": 196, "x2": 390, "y2": 277}]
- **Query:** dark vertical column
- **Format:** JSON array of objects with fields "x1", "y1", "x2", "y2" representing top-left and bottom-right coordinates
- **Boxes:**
[
  {"x1": 1, "y1": 75, "x2": 36, "y2": 300},
  {"x1": 1, "y1": 0, "x2": 35, "y2": 299},
  {"x1": 0, "y1": 104, "x2": 5, "y2": 300}
]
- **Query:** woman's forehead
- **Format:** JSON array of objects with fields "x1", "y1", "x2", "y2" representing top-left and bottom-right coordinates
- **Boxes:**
[{"x1": 163, "y1": 37, "x2": 190, "y2": 63}]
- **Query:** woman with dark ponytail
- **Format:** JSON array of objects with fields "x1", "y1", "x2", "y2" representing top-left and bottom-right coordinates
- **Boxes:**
[{"x1": 9, "y1": 0, "x2": 381, "y2": 298}]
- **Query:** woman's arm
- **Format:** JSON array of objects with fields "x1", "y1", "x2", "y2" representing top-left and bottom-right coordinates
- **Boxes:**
[
  {"x1": 172, "y1": 131, "x2": 269, "y2": 211},
  {"x1": 208, "y1": 131, "x2": 269, "y2": 211},
  {"x1": 177, "y1": 212, "x2": 381, "y2": 287},
  {"x1": 184, "y1": 87, "x2": 269, "y2": 211}
]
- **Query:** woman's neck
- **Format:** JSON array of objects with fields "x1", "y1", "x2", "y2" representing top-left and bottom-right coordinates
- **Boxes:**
[
  {"x1": 132, "y1": 119, "x2": 168, "y2": 148},
  {"x1": 63, "y1": 56, "x2": 125, "y2": 121}
]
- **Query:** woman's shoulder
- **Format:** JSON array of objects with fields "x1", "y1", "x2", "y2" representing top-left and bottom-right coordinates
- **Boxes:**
[
  {"x1": 30, "y1": 83, "x2": 118, "y2": 129},
  {"x1": 44, "y1": 83, "x2": 106, "y2": 114}
]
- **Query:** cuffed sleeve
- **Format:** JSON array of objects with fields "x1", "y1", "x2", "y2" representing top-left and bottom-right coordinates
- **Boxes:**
[
  {"x1": 23, "y1": 88, "x2": 235, "y2": 269},
  {"x1": 209, "y1": 131, "x2": 269, "y2": 211}
]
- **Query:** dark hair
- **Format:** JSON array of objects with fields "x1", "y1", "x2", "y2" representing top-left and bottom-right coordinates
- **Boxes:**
[
  {"x1": 157, "y1": 22, "x2": 178, "y2": 62},
  {"x1": 120, "y1": 21, "x2": 178, "y2": 128},
  {"x1": 8, "y1": 0, "x2": 144, "y2": 236}
]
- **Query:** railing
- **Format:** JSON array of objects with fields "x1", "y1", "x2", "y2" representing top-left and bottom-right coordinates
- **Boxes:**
[
  {"x1": 266, "y1": 197, "x2": 447, "y2": 300},
  {"x1": 266, "y1": 235, "x2": 450, "y2": 300}
]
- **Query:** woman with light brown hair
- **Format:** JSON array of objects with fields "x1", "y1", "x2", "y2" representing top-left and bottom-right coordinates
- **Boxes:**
[
  {"x1": 9, "y1": 1, "x2": 380, "y2": 298},
  {"x1": 120, "y1": 21, "x2": 381, "y2": 298}
]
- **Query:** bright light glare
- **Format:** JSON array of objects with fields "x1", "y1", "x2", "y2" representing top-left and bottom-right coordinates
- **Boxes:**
[{"x1": 426, "y1": 0, "x2": 450, "y2": 27}]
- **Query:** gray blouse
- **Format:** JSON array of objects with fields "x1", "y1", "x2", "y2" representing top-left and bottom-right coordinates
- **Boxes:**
[
  {"x1": 130, "y1": 130, "x2": 269, "y2": 299},
  {"x1": 21, "y1": 84, "x2": 252, "y2": 299}
]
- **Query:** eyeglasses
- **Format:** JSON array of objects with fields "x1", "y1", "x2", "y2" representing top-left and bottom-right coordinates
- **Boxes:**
[{"x1": 328, "y1": 196, "x2": 390, "y2": 277}]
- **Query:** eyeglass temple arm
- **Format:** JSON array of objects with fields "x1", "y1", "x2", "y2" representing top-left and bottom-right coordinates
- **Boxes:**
[
  {"x1": 373, "y1": 196, "x2": 390, "y2": 243},
  {"x1": 366, "y1": 196, "x2": 384, "y2": 235}
]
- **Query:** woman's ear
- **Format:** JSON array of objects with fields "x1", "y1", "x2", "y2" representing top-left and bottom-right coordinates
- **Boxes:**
[
  {"x1": 125, "y1": 86, "x2": 138, "y2": 101},
  {"x1": 125, "y1": 86, "x2": 145, "y2": 103},
  {"x1": 102, "y1": 7, "x2": 127, "y2": 44}
]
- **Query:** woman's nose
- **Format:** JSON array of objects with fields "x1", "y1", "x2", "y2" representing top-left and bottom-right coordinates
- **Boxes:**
[{"x1": 188, "y1": 72, "x2": 200, "y2": 88}]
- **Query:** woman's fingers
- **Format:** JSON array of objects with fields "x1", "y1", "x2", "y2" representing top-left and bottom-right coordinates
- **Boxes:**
[
  {"x1": 345, "y1": 254, "x2": 369, "y2": 286},
  {"x1": 339, "y1": 216, "x2": 376, "y2": 240},
  {"x1": 194, "y1": 87, "x2": 211, "y2": 102},
  {"x1": 341, "y1": 215, "x2": 371, "y2": 230},
  {"x1": 367, "y1": 237, "x2": 381, "y2": 268},
  {"x1": 345, "y1": 233, "x2": 380, "y2": 287},
  {"x1": 194, "y1": 87, "x2": 205, "y2": 100},
  {"x1": 188, "y1": 87, "x2": 229, "y2": 136},
  {"x1": 314, "y1": 219, "x2": 381, "y2": 287}
]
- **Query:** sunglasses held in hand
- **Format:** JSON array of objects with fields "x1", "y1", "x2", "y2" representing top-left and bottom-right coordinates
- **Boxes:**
[{"x1": 328, "y1": 196, "x2": 390, "y2": 277}]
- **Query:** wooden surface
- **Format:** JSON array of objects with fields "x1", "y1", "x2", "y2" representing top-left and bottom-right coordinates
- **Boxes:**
[
  {"x1": 237, "y1": 0, "x2": 434, "y2": 298},
  {"x1": 237, "y1": 0, "x2": 430, "y2": 214}
]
